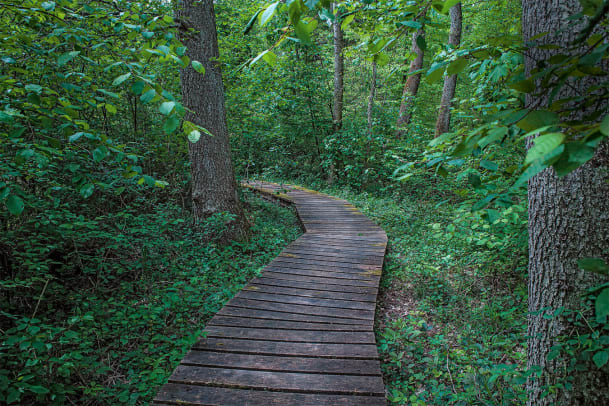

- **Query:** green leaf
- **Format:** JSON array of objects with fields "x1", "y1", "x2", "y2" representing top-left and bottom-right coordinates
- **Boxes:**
[
  {"x1": 163, "y1": 115, "x2": 180, "y2": 134},
  {"x1": 41, "y1": 1, "x2": 55, "y2": 10},
  {"x1": 596, "y1": 288, "x2": 609, "y2": 323},
  {"x1": 188, "y1": 130, "x2": 201, "y2": 143},
  {"x1": 105, "y1": 104, "x2": 117, "y2": 114},
  {"x1": 517, "y1": 110, "x2": 559, "y2": 132},
  {"x1": 25, "y1": 84, "x2": 43, "y2": 94},
  {"x1": 93, "y1": 147, "x2": 106, "y2": 162},
  {"x1": 442, "y1": 0, "x2": 461, "y2": 13},
  {"x1": 341, "y1": 14, "x2": 355, "y2": 30},
  {"x1": 140, "y1": 89, "x2": 156, "y2": 103},
  {"x1": 525, "y1": 133, "x2": 565, "y2": 164},
  {"x1": 480, "y1": 160, "x2": 498, "y2": 172},
  {"x1": 288, "y1": 0, "x2": 302, "y2": 24},
  {"x1": 192, "y1": 61, "x2": 205, "y2": 74},
  {"x1": 159, "y1": 101, "x2": 176, "y2": 116},
  {"x1": 28, "y1": 386, "x2": 49, "y2": 395},
  {"x1": 426, "y1": 65, "x2": 445, "y2": 83},
  {"x1": 244, "y1": 9, "x2": 263, "y2": 34},
  {"x1": 578, "y1": 258, "x2": 609, "y2": 275},
  {"x1": 57, "y1": 51, "x2": 80, "y2": 67},
  {"x1": 6, "y1": 195, "x2": 24, "y2": 215},
  {"x1": 415, "y1": 34, "x2": 426, "y2": 51},
  {"x1": 447, "y1": 58, "x2": 468, "y2": 75},
  {"x1": 262, "y1": 50, "x2": 277, "y2": 66},
  {"x1": 260, "y1": 2, "x2": 279, "y2": 25},
  {"x1": 399, "y1": 20, "x2": 422, "y2": 29},
  {"x1": 80, "y1": 184, "x2": 94, "y2": 198},
  {"x1": 593, "y1": 350, "x2": 608, "y2": 369},
  {"x1": 600, "y1": 114, "x2": 609, "y2": 136},
  {"x1": 112, "y1": 72, "x2": 131, "y2": 86},
  {"x1": 509, "y1": 79, "x2": 535, "y2": 93}
]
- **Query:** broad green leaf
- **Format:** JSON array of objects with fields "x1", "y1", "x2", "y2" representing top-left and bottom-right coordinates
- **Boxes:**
[
  {"x1": 341, "y1": 14, "x2": 355, "y2": 30},
  {"x1": 288, "y1": 0, "x2": 302, "y2": 24},
  {"x1": 400, "y1": 20, "x2": 422, "y2": 29},
  {"x1": 6, "y1": 195, "x2": 24, "y2": 215},
  {"x1": 525, "y1": 133, "x2": 565, "y2": 164},
  {"x1": 159, "y1": 101, "x2": 176, "y2": 115},
  {"x1": 426, "y1": 65, "x2": 445, "y2": 83},
  {"x1": 447, "y1": 58, "x2": 468, "y2": 75},
  {"x1": 578, "y1": 257, "x2": 609, "y2": 275},
  {"x1": 480, "y1": 160, "x2": 498, "y2": 172},
  {"x1": 163, "y1": 115, "x2": 180, "y2": 134},
  {"x1": 112, "y1": 72, "x2": 131, "y2": 86},
  {"x1": 260, "y1": 2, "x2": 279, "y2": 25},
  {"x1": 140, "y1": 89, "x2": 156, "y2": 103},
  {"x1": 509, "y1": 79, "x2": 535, "y2": 93},
  {"x1": 105, "y1": 104, "x2": 117, "y2": 114},
  {"x1": 442, "y1": 0, "x2": 461, "y2": 13},
  {"x1": 593, "y1": 350, "x2": 608, "y2": 369},
  {"x1": 188, "y1": 130, "x2": 201, "y2": 143},
  {"x1": 517, "y1": 110, "x2": 559, "y2": 132},
  {"x1": 93, "y1": 147, "x2": 106, "y2": 162},
  {"x1": 416, "y1": 34, "x2": 426, "y2": 51},
  {"x1": 596, "y1": 288, "x2": 609, "y2": 323},
  {"x1": 41, "y1": 1, "x2": 55, "y2": 10},
  {"x1": 262, "y1": 50, "x2": 277, "y2": 66},
  {"x1": 80, "y1": 184, "x2": 94, "y2": 198},
  {"x1": 25, "y1": 84, "x2": 43, "y2": 93},
  {"x1": 514, "y1": 160, "x2": 545, "y2": 187},
  {"x1": 57, "y1": 51, "x2": 80, "y2": 67},
  {"x1": 192, "y1": 61, "x2": 205, "y2": 74}
]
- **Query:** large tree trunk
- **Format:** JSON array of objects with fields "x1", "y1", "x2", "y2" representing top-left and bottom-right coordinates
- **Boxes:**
[
  {"x1": 523, "y1": 1, "x2": 609, "y2": 404},
  {"x1": 177, "y1": 0, "x2": 247, "y2": 238},
  {"x1": 367, "y1": 60, "x2": 377, "y2": 136},
  {"x1": 332, "y1": 3, "x2": 344, "y2": 132},
  {"x1": 434, "y1": 3, "x2": 462, "y2": 137},
  {"x1": 396, "y1": 30, "x2": 425, "y2": 136}
]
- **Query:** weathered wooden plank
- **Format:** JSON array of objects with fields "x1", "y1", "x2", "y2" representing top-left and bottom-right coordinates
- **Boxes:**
[
  {"x1": 259, "y1": 271, "x2": 377, "y2": 287},
  {"x1": 181, "y1": 351, "x2": 382, "y2": 375},
  {"x1": 155, "y1": 383, "x2": 387, "y2": 406},
  {"x1": 251, "y1": 276, "x2": 377, "y2": 294},
  {"x1": 203, "y1": 326, "x2": 374, "y2": 343},
  {"x1": 207, "y1": 315, "x2": 372, "y2": 331},
  {"x1": 263, "y1": 265, "x2": 381, "y2": 281},
  {"x1": 243, "y1": 284, "x2": 377, "y2": 302},
  {"x1": 235, "y1": 291, "x2": 374, "y2": 310},
  {"x1": 217, "y1": 306, "x2": 372, "y2": 326},
  {"x1": 169, "y1": 366, "x2": 386, "y2": 395},
  {"x1": 226, "y1": 298, "x2": 375, "y2": 320},
  {"x1": 193, "y1": 338, "x2": 380, "y2": 359}
]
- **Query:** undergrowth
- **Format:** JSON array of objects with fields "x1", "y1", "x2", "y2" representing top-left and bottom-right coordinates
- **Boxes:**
[{"x1": 0, "y1": 190, "x2": 301, "y2": 405}]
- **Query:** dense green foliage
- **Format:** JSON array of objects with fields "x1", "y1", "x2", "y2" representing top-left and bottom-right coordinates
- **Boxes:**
[{"x1": 2, "y1": 0, "x2": 608, "y2": 403}]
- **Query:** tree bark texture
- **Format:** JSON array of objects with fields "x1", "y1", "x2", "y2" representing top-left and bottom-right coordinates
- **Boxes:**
[
  {"x1": 177, "y1": 0, "x2": 247, "y2": 238},
  {"x1": 332, "y1": 3, "x2": 344, "y2": 132},
  {"x1": 434, "y1": 3, "x2": 462, "y2": 137},
  {"x1": 367, "y1": 61, "x2": 377, "y2": 136},
  {"x1": 396, "y1": 29, "x2": 425, "y2": 136},
  {"x1": 523, "y1": 1, "x2": 609, "y2": 404}
]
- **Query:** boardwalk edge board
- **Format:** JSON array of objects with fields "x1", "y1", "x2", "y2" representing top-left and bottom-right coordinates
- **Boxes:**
[{"x1": 154, "y1": 181, "x2": 388, "y2": 405}]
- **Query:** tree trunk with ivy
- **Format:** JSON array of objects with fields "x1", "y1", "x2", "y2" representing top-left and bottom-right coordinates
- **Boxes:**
[
  {"x1": 177, "y1": 0, "x2": 247, "y2": 239},
  {"x1": 523, "y1": 0, "x2": 609, "y2": 404},
  {"x1": 435, "y1": 2, "x2": 462, "y2": 137}
]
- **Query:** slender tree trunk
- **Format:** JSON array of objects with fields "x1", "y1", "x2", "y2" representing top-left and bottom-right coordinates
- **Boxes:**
[
  {"x1": 434, "y1": 3, "x2": 462, "y2": 137},
  {"x1": 367, "y1": 60, "x2": 377, "y2": 137},
  {"x1": 332, "y1": 3, "x2": 344, "y2": 132},
  {"x1": 177, "y1": 0, "x2": 247, "y2": 238},
  {"x1": 396, "y1": 30, "x2": 425, "y2": 137},
  {"x1": 523, "y1": 1, "x2": 609, "y2": 404}
]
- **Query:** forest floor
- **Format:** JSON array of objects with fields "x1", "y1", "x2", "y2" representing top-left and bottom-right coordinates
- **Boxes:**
[{"x1": 261, "y1": 178, "x2": 529, "y2": 405}]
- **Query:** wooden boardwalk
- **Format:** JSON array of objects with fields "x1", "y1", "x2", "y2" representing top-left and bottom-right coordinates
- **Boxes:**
[{"x1": 154, "y1": 181, "x2": 388, "y2": 405}]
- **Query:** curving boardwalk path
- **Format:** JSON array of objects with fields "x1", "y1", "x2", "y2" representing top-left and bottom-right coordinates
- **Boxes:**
[{"x1": 154, "y1": 181, "x2": 388, "y2": 405}]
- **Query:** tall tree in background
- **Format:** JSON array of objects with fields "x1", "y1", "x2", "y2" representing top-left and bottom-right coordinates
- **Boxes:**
[
  {"x1": 396, "y1": 3, "x2": 431, "y2": 136},
  {"x1": 332, "y1": 3, "x2": 345, "y2": 132},
  {"x1": 522, "y1": 0, "x2": 609, "y2": 404},
  {"x1": 434, "y1": 2, "x2": 462, "y2": 137},
  {"x1": 177, "y1": 0, "x2": 248, "y2": 237}
]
